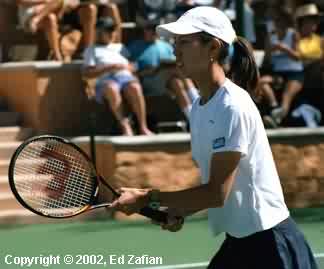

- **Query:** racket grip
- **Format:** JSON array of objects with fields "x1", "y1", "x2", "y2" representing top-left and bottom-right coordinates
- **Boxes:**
[{"x1": 139, "y1": 207, "x2": 168, "y2": 223}]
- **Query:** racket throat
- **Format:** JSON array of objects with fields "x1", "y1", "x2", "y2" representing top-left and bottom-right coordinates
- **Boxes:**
[{"x1": 90, "y1": 202, "x2": 113, "y2": 210}]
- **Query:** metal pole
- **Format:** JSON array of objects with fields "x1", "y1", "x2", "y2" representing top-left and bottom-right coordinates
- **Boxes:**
[{"x1": 235, "y1": 0, "x2": 245, "y2": 37}]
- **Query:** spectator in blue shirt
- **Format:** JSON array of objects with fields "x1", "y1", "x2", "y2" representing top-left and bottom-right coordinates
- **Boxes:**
[{"x1": 128, "y1": 20, "x2": 199, "y2": 120}]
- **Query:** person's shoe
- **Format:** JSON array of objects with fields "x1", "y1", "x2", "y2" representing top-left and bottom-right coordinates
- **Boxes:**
[
  {"x1": 271, "y1": 106, "x2": 285, "y2": 125},
  {"x1": 263, "y1": 115, "x2": 278, "y2": 129}
]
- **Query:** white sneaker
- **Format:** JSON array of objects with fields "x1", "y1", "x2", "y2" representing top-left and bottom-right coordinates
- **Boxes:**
[{"x1": 271, "y1": 107, "x2": 285, "y2": 124}]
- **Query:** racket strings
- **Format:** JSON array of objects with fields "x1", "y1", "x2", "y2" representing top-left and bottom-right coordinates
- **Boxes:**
[{"x1": 13, "y1": 140, "x2": 96, "y2": 217}]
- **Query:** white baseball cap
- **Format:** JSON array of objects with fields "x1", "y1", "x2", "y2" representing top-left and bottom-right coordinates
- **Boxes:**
[{"x1": 156, "y1": 6, "x2": 236, "y2": 45}]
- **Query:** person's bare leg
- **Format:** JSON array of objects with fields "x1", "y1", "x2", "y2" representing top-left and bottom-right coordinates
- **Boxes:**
[
  {"x1": 78, "y1": 3, "x2": 97, "y2": 48},
  {"x1": 281, "y1": 80, "x2": 303, "y2": 117},
  {"x1": 260, "y1": 83, "x2": 278, "y2": 107},
  {"x1": 102, "y1": 82, "x2": 133, "y2": 136},
  {"x1": 29, "y1": 0, "x2": 63, "y2": 33},
  {"x1": 168, "y1": 77, "x2": 192, "y2": 119},
  {"x1": 99, "y1": 3, "x2": 122, "y2": 42},
  {"x1": 123, "y1": 82, "x2": 154, "y2": 135},
  {"x1": 40, "y1": 13, "x2": 62, "y2": 61}
]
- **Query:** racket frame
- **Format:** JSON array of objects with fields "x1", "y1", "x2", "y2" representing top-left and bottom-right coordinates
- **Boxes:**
[
  {"x1": 8, "y1": 135, "x2": 117, "y2": 219},
  {"x1": 9, "y1": 135, "x2": 169, "y2": 223}
]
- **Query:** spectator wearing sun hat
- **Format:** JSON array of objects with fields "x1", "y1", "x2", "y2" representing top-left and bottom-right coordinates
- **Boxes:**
[
  {"x1": 296, "y1": 3, "x2": 324, "y2": 64},
  {"x1": 292, "y1": 3, "x2": 324, "y2": 127}
]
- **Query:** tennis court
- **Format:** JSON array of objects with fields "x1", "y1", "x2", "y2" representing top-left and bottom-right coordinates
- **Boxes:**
[{"x1": 0, "y1": 207, "x2": 323, "y2": 269}]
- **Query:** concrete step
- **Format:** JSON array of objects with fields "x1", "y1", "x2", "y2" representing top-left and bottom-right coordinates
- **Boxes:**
[
  {"x1": 0, "y1": 160, "x2": 9, "y2": 175},
  {"x1": 0, "y1": 141, "x2": 22, "y2": 159},
  {"x1": 0, "y1": 192, "x2": 24, "y2": 210},
  {"x1": 0, "y1": 127, "x2": 34, "y2": 142},
  {"x1": 0, "y1": 176, "x2": 10, "y2": 193}
]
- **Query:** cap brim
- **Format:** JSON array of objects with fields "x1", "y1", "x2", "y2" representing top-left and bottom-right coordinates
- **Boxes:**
[{"x1": 156, "y1": 21, "x2": 201, "y2": 38}]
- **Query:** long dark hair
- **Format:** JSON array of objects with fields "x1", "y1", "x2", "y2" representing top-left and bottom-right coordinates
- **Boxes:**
[
  {"x1": 199, "y1": 33, "x2": 259, "y2": 97},
  {"x1": 230, "y1": 37, "x2": 259, "y2": 96}
]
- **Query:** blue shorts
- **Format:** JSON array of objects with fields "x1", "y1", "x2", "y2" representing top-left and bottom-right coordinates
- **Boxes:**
[
  {"x1": 95, "y1": 72, "x2": 137, "y2": 103},
  {"x1": 207, "y1": 217, "x2": 318, "y2": 269},
  {"x1": 274, "y1": 71, "x2": 304, "y2": 83}
]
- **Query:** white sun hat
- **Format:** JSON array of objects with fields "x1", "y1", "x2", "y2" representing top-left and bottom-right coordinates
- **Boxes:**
[{"x1": 156, "y1": 6, "x2": 236, "y2": 45}]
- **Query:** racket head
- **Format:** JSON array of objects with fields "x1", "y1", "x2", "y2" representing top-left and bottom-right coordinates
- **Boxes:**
[{"x1": 8, "y1": 135, "x2": 100, "y2": 218}]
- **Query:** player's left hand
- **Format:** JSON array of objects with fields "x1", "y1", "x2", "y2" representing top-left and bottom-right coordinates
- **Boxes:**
[
  {"x1": 111, "y1": 187, "x2": 150, "y2": 215},
  {"x1": 152, "y1": 208, "x2": 184, "y2": 232}
]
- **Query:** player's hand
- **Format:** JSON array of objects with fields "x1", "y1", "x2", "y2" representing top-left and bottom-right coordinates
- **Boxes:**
[
  {"x1": 152, "y1": 208, "x2": 184, "y2": 232},
  {"x1": 111, "y1": 187, "x2": 150, "y2": 215}
]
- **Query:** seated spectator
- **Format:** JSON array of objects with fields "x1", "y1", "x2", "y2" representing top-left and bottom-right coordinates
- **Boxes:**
[
  {"x1": 258, "y1": 8, "x2": 304, "y2": 127},
  {"x1": 60, "y1": 0, "x2": 122, "y2": 60},
  {"x1": 16, "y1": 0, "x2": 64, "y2": 61},
  {"x1": 296, "y1": 4, "x2": 324, "y2": 65},
  {"x1": 82, "y1": 18, "x2": 154, "y2": 136},
  {"x1": 128, "y1": 20, "x2": 199, "y2": 120},
  {"x1": 293, "y1": 3, "x2": 324, "y2": 127},
  {"x1": 0, "y1": 0, "x2": 17, "y2": 62},
  {"x1": 213, "y1": 0, "x2": 256, "y2": 45},
  {"x1": 136, "y1": 0, "x2": 177, "y2": 23}
]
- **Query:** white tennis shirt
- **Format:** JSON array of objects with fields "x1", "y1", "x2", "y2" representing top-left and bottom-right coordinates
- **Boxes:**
[{"x1": 190, "y1": 78, "x2": 289, "y2": 238}]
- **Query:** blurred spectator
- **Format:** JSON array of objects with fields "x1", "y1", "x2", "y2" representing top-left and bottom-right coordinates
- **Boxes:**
[
  {"x1": 213, "y1": 0, "x2": 256, "y2": 45},
  {"x1": 128, "y1": 19, "x2": 199, "y2": 120},
  {"x1": 16, "y1": 0, "x2": 64, "y2": 61},
  {"x1": 60, "y1": 0, "x2": 122, "y2": 60},
  {"x1": 259, "y1": 8, "x2": 304, "y2": 128},
  {"x1": 136, "y1": 0, "x2": 177, "y2": 23},
  {"x1": 296, "y1": 3, "x2": 324, "y2": 64},
  {"x1": 0, "y1": 1, "x2": 16, "y2": 62},
  {"x1": 82, "y1": 18, "x2": 153, "y2": 136},
  {"x1": 174, "y1": 0, "x2": 198, "y2": 18},
  {"x1": 293, "y1": 3, "x2": 324, "y2": 127}
]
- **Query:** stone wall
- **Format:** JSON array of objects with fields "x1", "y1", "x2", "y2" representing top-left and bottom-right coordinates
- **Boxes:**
[{"x1": 109, "y1": 144, "x2": 324, "y2": 210}]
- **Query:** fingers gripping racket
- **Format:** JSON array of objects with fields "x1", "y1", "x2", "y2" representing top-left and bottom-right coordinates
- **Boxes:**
[{"x1": 8, "y1": 135, "x2": 167, "y2": 223}]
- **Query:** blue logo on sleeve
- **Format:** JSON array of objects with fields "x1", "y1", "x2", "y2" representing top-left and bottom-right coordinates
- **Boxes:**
[{"x1": 212, "y1": 137, "x2": 225, "y2": 149}]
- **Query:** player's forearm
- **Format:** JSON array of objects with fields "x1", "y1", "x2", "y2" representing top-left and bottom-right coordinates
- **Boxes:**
[
  {"x1": 285, "y1": 47, "x2": 300, "y2": 61},
  {"x1": 158, "y1": 183, "x2": 224, "y2": 212}
]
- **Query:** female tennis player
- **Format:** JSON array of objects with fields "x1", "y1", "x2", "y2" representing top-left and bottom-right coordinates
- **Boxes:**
[{"x1": 111, "y1": 6, "x2": 318, "y2": 269}]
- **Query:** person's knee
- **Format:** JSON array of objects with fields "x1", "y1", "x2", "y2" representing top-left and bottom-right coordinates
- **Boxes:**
[
  {"x1": 103, "y1": 82, "x2": 118, "y2": 93},
  {"x1": 125, "y1": 82, "x2": 143, "y2": 95},
  {"x1": 42, "y1": 13, "x2": 58, "y2": 29}
]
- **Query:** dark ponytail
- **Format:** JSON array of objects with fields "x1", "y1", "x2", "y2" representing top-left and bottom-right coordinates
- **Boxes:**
[
  {"x1": 229, "y1": 37, "x2": 259, "y2": 96},
  {"x1": 198, "y1": 33, "x2": 259, "y2": 97}
]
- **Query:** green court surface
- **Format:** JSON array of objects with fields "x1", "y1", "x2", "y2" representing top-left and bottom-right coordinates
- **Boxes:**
[{"x1": 0, "y1": 208, "x2": 324, "y2": 269}]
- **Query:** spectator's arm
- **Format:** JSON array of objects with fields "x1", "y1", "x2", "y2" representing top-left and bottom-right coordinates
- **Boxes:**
[
  {"x1": 287, "y1": 31, "x2": 301, "y2": 60},
  {"x1": 136, "y1": 65, "x2": 159, "y2": 77},
  {"x1": 82, "y1": 64, "x2": 127, "y2": 79},
  {"x1": 102, "y1": 3, "x2": 122, "y2": 43},
  {"x1": 273, "y1": 31, "x2": 300, "y2": 61},
  {"x1": 320, "y1": 37, "x2": 324, "y2": 62}
]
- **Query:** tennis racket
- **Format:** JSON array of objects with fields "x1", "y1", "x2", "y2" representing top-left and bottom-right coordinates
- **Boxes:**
[{"x1": 8, "y1": 135, "x2": 168, "y2": 223}]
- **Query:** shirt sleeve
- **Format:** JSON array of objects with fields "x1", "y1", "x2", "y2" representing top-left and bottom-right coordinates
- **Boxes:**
[
  {"x1": 83, "y1": 46, "x2": 96, "y2": 67},
  {"x1": 121, "y1": 45, "x2": 130, "y2": 59},
  {"x1": 212, "y1": 106, "x2": 250, "y2": 157}
]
